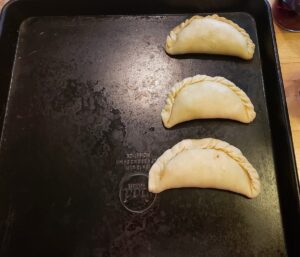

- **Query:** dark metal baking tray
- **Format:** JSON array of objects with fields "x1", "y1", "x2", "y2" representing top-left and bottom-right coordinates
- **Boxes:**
[{"x1": 0, "y1": 0, "x2": 299, "y2": 257}]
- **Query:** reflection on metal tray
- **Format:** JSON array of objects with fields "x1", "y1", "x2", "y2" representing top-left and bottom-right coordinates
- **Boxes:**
[{"x1": 0, "y1": 1, "x2": 299, "y2": 257}]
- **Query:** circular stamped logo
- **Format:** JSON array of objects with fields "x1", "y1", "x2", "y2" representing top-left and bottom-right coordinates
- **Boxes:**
[{"x1": 119, "y1": 173, "x2": 157, "y2": 213}]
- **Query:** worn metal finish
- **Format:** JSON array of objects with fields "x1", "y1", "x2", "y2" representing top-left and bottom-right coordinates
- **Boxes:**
[{"x1": 0, "y1": 14, "x2": 287, "y2": 256}]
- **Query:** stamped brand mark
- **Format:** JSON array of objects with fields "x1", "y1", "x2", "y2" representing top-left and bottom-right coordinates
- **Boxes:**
[{"x1": 119, "y1": 173, "x2": 156, "y2": 213}]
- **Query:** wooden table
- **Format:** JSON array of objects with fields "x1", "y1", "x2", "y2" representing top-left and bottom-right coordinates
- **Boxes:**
[
  {"x1": 0, "y1": 0, "x2": 299, "y2": 177},
  {"x1": 268, "y1": 0, "x2": 300, "y2": 178}
]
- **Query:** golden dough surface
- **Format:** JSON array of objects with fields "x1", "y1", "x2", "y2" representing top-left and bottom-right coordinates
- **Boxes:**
[
  {"x1": 148, "y1": 138, "x2": 261, "y2": 198},
  {"x1": 161, "y1": 75, "x2": 256, "y2": 128},
  {"x1": 165, "y1": 15, "x2": 255, "y2": 60}
]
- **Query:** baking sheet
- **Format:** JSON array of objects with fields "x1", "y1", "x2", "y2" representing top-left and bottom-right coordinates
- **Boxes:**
[{"x1": 0, "y1": 13, "x2": 286, "y2": 256}]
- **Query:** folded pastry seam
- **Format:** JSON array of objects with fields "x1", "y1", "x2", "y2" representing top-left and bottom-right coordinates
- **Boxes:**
[
  {"x1": 161, "y1": 75, "x2": 256, "y2": 128},
  {"x1": 148, "y1": 138, "x2": 261, "y2": 198},
  {"x1": 166, "y1": 14, "x2": 255, "y2": 59}
]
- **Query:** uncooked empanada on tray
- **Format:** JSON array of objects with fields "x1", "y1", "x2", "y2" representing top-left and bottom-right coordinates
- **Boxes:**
[
  {"x1": 148, "y1": 138, "x2": 261, "y2": 198},
  {"x1": 161, "y1": 75, "x2": 256, "y2": 128},
  {"x1": 165, "y1": 14, "x2": 255, "y2": 60}
]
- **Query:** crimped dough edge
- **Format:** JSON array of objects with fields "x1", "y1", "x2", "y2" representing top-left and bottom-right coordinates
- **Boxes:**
[
  {"x1": 148, "y1": 138, "x2": 261, "y2": 198},
  {"x1": 165, "y1": 14, "x2": 255, "y2": 59},
  {"x1": 161, "y1": 75, "x2": 256, "y2": 128}
]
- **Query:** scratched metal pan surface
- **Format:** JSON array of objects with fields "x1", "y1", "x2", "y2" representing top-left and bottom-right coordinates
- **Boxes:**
[{"x1": 0, "y1": 13, "x2": 287, "y2": 257}]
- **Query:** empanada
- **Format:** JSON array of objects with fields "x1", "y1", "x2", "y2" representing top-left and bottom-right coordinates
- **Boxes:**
[
  {"x1": 161, "y1": 75, "x2": 256, "y2": 128},
  {"x1": 148, "y1": 138, "x2": 261, "y2": 198},
  {"x1": 165, "y1": 14, "x2": 255, "y2": 60}
]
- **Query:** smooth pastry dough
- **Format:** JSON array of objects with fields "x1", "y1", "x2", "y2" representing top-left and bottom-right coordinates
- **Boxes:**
[
  {"x1": 165, "y1": 14, "x2": 255, "y2": 60},
  {"x1": 161, "y1": 75, "x2": 256, "y2": 128},
  {"x1": 148, "y1": 138, "x2": 261, "y2": 198}
]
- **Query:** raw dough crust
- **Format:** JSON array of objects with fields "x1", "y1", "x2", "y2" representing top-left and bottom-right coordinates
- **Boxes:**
[
  {"x1": 148, "y1": 138, "x2": 261, "y2": 198},
  {"x1": 161, "y1": 75, "x2": 256, "y2": 128},
  {"x1": 165, "y1": 14, "x2": 255, "y2": 60}
]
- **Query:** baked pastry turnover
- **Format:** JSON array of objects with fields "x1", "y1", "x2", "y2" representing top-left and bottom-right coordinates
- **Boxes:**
[
  {"x1": 161, "y1": 75, "x2": 256, "y2": 128},
  {"x1": 165, "y1": 14, "x2": 255, "y2": 60},
  {"x1": 148, "y1": 138, "x2": 261, "y2": 198}
]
